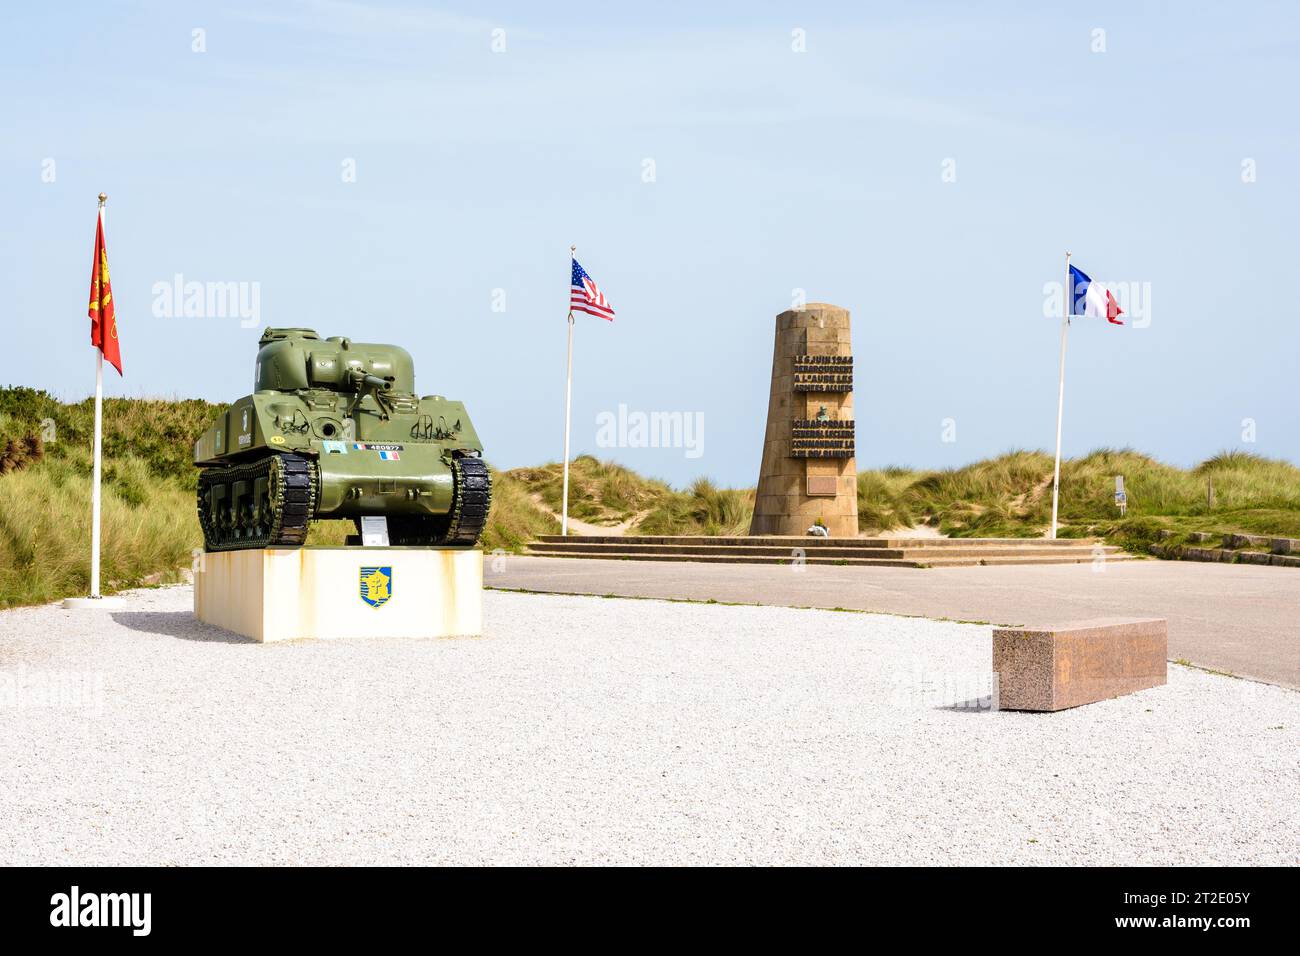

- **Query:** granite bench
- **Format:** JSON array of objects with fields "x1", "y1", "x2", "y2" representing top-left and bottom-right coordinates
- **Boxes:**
[{"x1": 993, "y1": 617, "x2": 1167, "y2": 711}]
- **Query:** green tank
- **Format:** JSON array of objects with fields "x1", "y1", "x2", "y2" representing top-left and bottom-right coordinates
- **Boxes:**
[{"x1": 193, "y1": 328, "x2": 491, "y2": 551}]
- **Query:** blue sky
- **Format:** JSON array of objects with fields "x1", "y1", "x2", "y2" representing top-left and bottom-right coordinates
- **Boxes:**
[{"x1": 1, "y1": 1, "x2": 1296, "y2": 486}]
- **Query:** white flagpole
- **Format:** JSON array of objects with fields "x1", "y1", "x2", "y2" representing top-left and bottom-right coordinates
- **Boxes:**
[
  {"x1": 561, "y1": 245, "x2": 576, "y2": 536},
  {"x1": 91, "y1": 354, "x2": 105, "y2": 595},
  {"x1": 90, "y1": 194, "x2": 107, "y2": 597},
  {"x1": 1049, "y1": 251, "x2": 1071, "y2": 540},
  {"x1": 67, "y1": 193, "x2": 120, "y2": 609}
]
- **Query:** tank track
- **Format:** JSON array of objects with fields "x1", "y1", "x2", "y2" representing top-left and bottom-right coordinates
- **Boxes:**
[
  {"x1": 441, "y1": 455, "x2": 492, "y2": 546},
  {"x1": 386, "y1": 455, "x2": 492, "y2": 548},
  {"x1": 197, "y1": 452, "x2": 317, "y2": 552}
]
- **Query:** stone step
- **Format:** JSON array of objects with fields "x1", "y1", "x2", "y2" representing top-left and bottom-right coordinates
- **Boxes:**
[
  {"x1": 534, "y1": 534, "x2": 1102, "y2": 549},
  {"x1": 1148, "y1": 543, "x2": 1300, "y2": 568},
  {"x1": 874, "y1": 537, "x2": 1102, "y2": 549},
  {"x1": 527, "y1": 551, "x2": 925, "y2": 568},
  {"x1": 523, "y1": 549, "x2": 1137, "y2": 569},
  {"x1": 525, "y1": 534, "x2": 1129, "y2": 568},
  {"x1": 527, "y1": 541, "x2": 1126, "y2": 561},
  {"x1": 529, "y1": 542, "x2": 910, "y2": 558},
  {"x1": 922, "y1": 553, "x2": 1136, "y2": 568}
]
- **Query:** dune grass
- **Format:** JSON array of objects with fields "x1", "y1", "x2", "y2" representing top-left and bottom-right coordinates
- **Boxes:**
[
  {"x1": 509, "y1": 455, "x2": 673, "y2": 526},
  {"x1": 637, "y1": 478, "x2": 754, "y2": 536},
  {"x1": 855, "y1": 468, "x2": 921, "y2": 533},
  {"x1": 502, "y1": 456, "x2": 754, "y2": 536},
  {"x1": 0, "y1": 388, "x2": 216, "y2": 607},
  {"x1": 855, "y1": 447, "x2": 1300, "y2": 549},
  {"x1": 0, "y1": 441, "x2": 202, "y2": 608}
]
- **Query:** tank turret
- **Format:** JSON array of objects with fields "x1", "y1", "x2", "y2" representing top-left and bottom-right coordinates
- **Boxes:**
[{"x1": 193, "y1": 328, "x2": 490, "y2": 551}]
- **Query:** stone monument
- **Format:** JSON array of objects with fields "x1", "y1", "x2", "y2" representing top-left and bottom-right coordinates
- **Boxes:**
[{"x1": 750, "y1": 303, "x2": 858, "y2": 537}]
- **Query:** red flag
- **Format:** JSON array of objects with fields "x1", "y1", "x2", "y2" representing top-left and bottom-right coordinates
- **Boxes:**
[{"x1": 88, "y1": 212, "x2": 123, "y2": 375}]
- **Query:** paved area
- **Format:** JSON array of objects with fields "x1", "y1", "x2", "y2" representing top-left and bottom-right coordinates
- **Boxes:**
[
  {"x1": 486, "y1": 556, "x2": 1300, "y2": 689},
  {"x1": 1, "y1": 585, "x2": 1297, "y2": 865}
]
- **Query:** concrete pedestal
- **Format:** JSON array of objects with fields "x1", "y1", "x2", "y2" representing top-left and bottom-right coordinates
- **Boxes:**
[{"x1": 194, "y1": 547, "x2": 482, "y2": 643}]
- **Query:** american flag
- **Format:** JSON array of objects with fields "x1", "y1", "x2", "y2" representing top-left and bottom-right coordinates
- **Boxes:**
[{"x1": 570, "y1": 257, "x2": 615, "y2": 321}]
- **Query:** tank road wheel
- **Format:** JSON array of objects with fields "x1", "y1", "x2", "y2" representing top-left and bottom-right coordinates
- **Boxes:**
[{"x1": 197, "y1": 453, "x2": 318, "y2": 552}]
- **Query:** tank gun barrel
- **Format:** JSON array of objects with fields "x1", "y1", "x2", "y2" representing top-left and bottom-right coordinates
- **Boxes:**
[{"x1": 350, "y1": 370, "x2": 393, "y2": 392}]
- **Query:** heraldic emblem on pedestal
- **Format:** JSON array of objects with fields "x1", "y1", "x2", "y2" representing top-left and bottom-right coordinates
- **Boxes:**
[{"x1": 359, "y1": 566, "x2": 393, "y2": 608}]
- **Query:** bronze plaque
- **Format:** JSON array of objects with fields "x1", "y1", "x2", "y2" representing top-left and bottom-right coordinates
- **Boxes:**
[{"x1": 806, "y1": 475, "x2": 838, "y2": 497}]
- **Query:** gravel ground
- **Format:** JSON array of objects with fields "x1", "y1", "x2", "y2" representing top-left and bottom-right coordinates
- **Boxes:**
[{"x1": 1, "y1": 585, "x2": 1296, "y2": 866}]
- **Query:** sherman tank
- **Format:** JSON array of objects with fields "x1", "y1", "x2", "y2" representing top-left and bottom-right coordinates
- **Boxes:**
[{"x1": 193, "y1": 328, "x2": 490, "y2": 551}]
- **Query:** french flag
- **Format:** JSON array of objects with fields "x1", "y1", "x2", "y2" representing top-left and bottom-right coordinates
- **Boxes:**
[{"x1": 1069, "y1": 264, "x2": 1124, "y2": 325}]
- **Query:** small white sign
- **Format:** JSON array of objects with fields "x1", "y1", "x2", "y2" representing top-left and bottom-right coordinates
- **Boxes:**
[{"x1": 361, "y1": 516, "x2": 390, "y2": 547}]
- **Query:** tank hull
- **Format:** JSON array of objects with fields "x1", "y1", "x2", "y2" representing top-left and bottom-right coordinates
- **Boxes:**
[{"x1": 314, "y1": 442, "x2": 455, "y2": 517}]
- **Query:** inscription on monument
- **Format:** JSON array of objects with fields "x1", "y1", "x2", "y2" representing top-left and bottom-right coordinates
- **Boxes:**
[
  {"x1": 792, "y1": 354, "x2": 853, "y2": 392},
  {"x1": 790, "y1": 418, "x2": 856, "y2": 458}
]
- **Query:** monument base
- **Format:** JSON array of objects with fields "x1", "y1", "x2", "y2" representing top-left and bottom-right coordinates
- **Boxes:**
[{"x1": 194, "y1": 547, "x2": 482, "y2": 643}]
